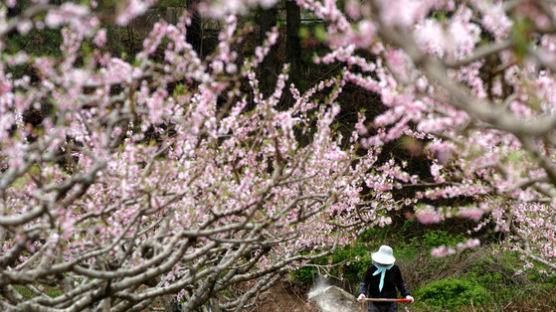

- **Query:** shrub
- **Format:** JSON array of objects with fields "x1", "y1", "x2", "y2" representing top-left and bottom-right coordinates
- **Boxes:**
[
  {"x1": 290, "y1": 242, "x2": 374, "y2": 285},
  {"x1": 415, "y1": 277, "x2": 491, "y2": 311},
  {"x1": 421, "y1": 230, "x2": 464, "y2": 250},
  {"x1": 291, "y1": 224, "x2": 465, "y2": 287}
]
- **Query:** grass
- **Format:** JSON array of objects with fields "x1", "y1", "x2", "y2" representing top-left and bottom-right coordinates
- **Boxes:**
[
  {"x1": 11, "y1": 283, "x2": 66, "y2": 300},
  {"x1": 13, "y1": 285, "x2": 36, "y2": 299}
]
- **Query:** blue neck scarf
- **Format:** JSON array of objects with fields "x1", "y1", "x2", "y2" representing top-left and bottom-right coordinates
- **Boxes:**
[{"x1": 373, "y1": 263, "x2": 394, "y2": 292}]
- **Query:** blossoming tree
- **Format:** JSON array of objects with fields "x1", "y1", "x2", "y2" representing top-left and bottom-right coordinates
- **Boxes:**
[
  {"x1": 0, "y1": 1, "x2": 409, "y2": 311},
  {"x1": 291, "y1": 0, "x2": 555, "y2": 271}
]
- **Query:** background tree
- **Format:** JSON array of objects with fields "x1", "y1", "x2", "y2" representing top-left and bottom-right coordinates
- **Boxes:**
[
  {"x1": 285, "y1": 0, "x2": 301, "y2": 88},
  {"x1": 257, "y1": 4, "x2": 279, "y2": 97},
  {"x1": 185, "y1": 0, "x2": 201, "y2": 54},
  {"x1": 294, "y1": 0, "x2": 555, "y2": 270},
  {"x1": 0, "y1": 1, "x2": 403, "y2": 311}
]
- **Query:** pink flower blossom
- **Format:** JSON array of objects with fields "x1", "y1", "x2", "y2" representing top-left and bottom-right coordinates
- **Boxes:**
[
  {"x1": 431, "y1": 245, "x2": 456, "y2": 258},
  {"x1": 416, "y1": 205, "x2": 445, "y2": 224},
  {"x1": 456, "y1": 239, "x2": 480, "y2": 251},
  {"x1": 116, "y1": 0, "x2": 157, "y2": 26},
  {"x1": 94, "y1": 29, "x2": 107, "y2": 48}
]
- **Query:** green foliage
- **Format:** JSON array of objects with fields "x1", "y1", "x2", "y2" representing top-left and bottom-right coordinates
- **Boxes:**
[
  {"x1": 3, "y1": 27, "x2": 62, "y2": 78},
  {"x1": 156, "y1": 0, "x2": 187, "y2": 8},
  {"x1": 5, "y1": 28, "x2": 62, "y2": 57},
  {"x1": 291, "y1": 222, "x2": 464, "y2": 285},
  {"x1": 415, "y1": 277, "x2": 491, "y2": 311},
  {"x1": 47, "y1": 289, "x2": 62, "y2": 297},
  {"x1": 291, "y1": 222, "x2": 409, "y2": 285},
  {"x1": 313, "y1": 25, "x2": 327, "y2": 43},
  {"x1": 105, "y1": 25, "x2": 132, "y2": 58},
  {"x1": 298, "y1": 27, "x2": 310, "y2": 40},
  {"x1": 290, "y1": 241, "x2": 374, "y2": 285},
  {"x1": 13, "y1": 285, "x2": 36, "y2": 299},
  {"x1": 510, "y1": 17, "x2": 534, "y2": 59},
  {"x1": 172, "y1": 84, "x2": 188, "y2": 98},
  {"x1": 430, "y1": 9, "x2": 448, "y2": 21},
  {"x1": 421, "y1": 230, "x2": 464, "y2": 249},
  {"x1": 290, "y1": 266, "x2": 316, "y2": 285},
  {"x1": 461, "y1": 252, "x2": 556, "y2": 310}
]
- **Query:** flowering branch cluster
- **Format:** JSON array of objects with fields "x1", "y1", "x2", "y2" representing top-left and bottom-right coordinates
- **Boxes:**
[
  {"x1": 2, "y1": 0, "x2": 556, "y2": 310},
  {"x1": 294, "y1": 0, "x2": 555, "y2": 271},
  {"x1": 0, "y1": 1, "x2": 411, "y2": 311}
]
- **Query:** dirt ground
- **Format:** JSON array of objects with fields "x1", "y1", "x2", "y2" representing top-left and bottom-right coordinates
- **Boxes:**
[
  {"x1": 247, "y1": 280, "x2": 417, "y2": 312},
  {"x1": 246, "y1": 280, "x2": 322, "y2": 312}
]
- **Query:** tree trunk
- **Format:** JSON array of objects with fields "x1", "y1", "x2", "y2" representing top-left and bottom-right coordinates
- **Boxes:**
[
  {"x1": 279, "y1": 0, "x2": 303, "y2": 109},
  {"x1": 186, "y1": 0, "x2": 202, "y2": 55},
  {"x1": 286, "y1": 0, "x2": 302, "y2": 88},
  {"x1": 258, "y1": 6, "x2": 279, "y2": 98}
]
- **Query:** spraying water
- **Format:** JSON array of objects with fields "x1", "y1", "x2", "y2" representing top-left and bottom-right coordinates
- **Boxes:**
[{"x1": 307, "y1": 278, "x2": 360, "y2": 312}]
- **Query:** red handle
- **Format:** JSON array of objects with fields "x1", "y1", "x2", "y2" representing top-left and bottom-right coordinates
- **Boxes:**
[{"x1": 363, "y1": 298, "x2": 412, "y2": 302}]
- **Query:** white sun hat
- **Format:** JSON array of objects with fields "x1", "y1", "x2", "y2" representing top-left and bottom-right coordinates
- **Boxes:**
[{"x1": 371, "y1": 245, "x2": 396, "y2": 265}]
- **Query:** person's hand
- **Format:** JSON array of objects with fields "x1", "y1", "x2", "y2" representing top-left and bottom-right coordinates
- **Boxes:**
[
  {"x1": 357, "y1": 294, "x2": 366, "y2": 302},
  {"x1": 405, "y1": 295, "x2": 414, "y2": 303}
]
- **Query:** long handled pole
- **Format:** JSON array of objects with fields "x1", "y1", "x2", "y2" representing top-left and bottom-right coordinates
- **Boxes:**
[
  {"x1": 359, "y1": 298, "x2": 412, "y2": 312},
  {"x1": 365, "y1": 298, "x2": 412, "y2": 302}
]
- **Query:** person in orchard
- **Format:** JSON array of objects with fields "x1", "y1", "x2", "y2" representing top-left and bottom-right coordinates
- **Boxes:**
[{"x1": 357, "y1": 245, "x2": 414, "y2": 312}]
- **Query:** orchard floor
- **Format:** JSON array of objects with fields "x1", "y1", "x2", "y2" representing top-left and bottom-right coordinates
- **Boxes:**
[
  {"x1": 142, "y1": 276, "x2": 555, "y2": 311},
  {"x1": 243, "y1": 279, "x2": 556, "y2": 312},
  {"x1": 248, "y1": 280, "x2": 321, "y2": 312},
  {"x1": 248, "y1": 281, "x2": 413, "y2": 312}
]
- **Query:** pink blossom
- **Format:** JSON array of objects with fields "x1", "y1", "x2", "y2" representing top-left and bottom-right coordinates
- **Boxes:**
[
  {"x1": 45, "y1": 3, "x2": 90, "y2": 29},
  {"x1": 415, "y1": 19, "x2": 446, "y2": 56},
  {"x1": 431, "y1": 245, "x2": 456, "y2": 257},
  {"x1": 116, "y1": 0, "x2": 157, "y2": 26},
  {"x1": 481, "y1": 2, "x2": 512, "y2": 40},
  {"x1": 447, "y1": 8, "x2": 481, "y2": 57},
  {"x1": 416, "y1": 205, "x2": 445, "y2": 224},
  {"x1": 458, "y1": 207, "x2": 484, "y2": 221},
  {"x1": 16, "y1": 20, "x2": 33, "y2": 35},
  {"x1": 94, "y1": 29, "x2": 107, "y2": 48},
  {"x1": 456, "y1": 239, "x2": 480, "y2": 251}
]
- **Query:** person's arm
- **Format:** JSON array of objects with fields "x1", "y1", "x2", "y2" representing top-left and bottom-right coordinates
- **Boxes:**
[
  {"x1": 357, "y1": 266, "x2": 372, "y2": 296},
  {"x1": 394, "y1": 265, "x2": 411, "y2": 297}
]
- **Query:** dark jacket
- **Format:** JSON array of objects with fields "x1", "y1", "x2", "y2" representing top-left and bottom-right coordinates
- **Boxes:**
[{"x1": 357, "y1": 264, "x2": 410, "y2": 299}]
